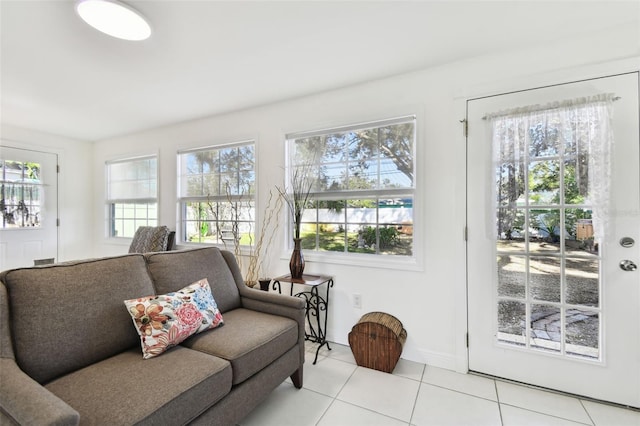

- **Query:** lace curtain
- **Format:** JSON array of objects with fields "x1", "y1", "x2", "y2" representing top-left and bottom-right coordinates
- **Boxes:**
[{"x1": 486, "y1": 93, "x2": 616, "y2": 242}]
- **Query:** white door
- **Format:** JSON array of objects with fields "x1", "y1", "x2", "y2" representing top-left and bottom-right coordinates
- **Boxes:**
[
  {"x1": 467, "y1": 72, "x2": 639, "y2": 407},
  {"x1": 0, "y1": 145, "x2": 58, "y2": 270}
]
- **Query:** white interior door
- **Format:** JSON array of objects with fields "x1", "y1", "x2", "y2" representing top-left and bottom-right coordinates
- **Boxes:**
[
  {"x1": 467, "y1": 72, "x2": 639, "y2": 407},
  {"x1": 0, "y1": 145, "x2": 58, "y2": 270}
]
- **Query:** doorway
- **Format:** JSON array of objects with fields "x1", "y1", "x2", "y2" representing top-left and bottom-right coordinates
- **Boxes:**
[
  {"x1": 0, "y1": 145, "x2": 59, "y2": 270},
  {"x1": 466, "y1": 73, "x2": 639, "y2": 407}
]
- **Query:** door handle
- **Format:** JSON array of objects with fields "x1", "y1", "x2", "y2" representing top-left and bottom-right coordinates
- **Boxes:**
[{"x1": 619, "y1": 260, "x2": 638, "y2": 272}]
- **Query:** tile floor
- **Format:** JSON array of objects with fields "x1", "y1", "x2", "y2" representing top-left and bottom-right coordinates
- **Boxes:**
[{"x1": 239, "y1": 342, "x2": 640, "y2": 426}]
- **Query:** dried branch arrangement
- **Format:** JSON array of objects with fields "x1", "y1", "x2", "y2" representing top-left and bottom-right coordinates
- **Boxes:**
[
  {"x1": 206, "y1": 184, "x2": 283, "y2": 286},
  {"x1": 244, "y1": 189, "x2": 283, "y2": 284},
  {"x1": 276, "y1": 162, "x2": 314, "y2": 240}
]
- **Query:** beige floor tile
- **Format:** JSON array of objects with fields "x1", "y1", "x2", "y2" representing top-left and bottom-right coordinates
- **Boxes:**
[
  {"x1": 337, "y1": 367, "x2": 420, "y2": 423},
  {"x1": 501, "y1": 404, "x2": 592, "y2": 426},
  {"x1": 318, "y1": 400, "x2": 409, "y2": 426},
  {"x1": 392, "y1": 358, "x2": 425, "y2": 381},
  {"x1": 240, "y1": 383, "x2": 333, "y2": 426},
  {"x1": 412, "y1": 383, "x2": 501, "y2": 426},
  {"x1": 423, "y1": 366, "x2": 497, "y2": 401},
  {"x1": 302, "y1": 356, "x2": 358, "y2": 397},
  {"x1": 581, "y1": 400, "x2": 640, "y2": 426},
  {"x1": 496, "y1": 382, "x2": 592, "y2": 424},
  {"x1": 321, "y1": 342, "x2": 358, "y2": 365}
]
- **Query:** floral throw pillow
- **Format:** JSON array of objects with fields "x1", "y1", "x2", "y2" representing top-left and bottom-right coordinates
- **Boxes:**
[{"x1": 124, "y1": 278, "x2": 223, "y2": 359}]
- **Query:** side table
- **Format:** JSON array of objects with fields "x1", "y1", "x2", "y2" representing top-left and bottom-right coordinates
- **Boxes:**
[{"x1": 272, "y1": 274, "x2": 334, "y2": 364}]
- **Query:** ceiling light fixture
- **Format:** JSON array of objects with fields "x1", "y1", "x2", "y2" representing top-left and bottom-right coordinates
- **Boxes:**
[{"x1": 75, "y1": 0, "x2": 151, "y2": 41}]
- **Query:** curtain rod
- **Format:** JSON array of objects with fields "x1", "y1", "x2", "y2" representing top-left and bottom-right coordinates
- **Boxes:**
[{"x1": 482, "y1": 94, "x2": 620, "y2": 120}]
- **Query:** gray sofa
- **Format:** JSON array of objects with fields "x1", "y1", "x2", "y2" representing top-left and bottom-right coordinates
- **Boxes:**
[{"x1": 0, "y1": 247, "x2": 305, "y2": 425}]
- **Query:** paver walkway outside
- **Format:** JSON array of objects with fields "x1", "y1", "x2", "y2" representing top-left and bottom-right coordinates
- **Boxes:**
[{"x1": 496, "y1": 239, "x2": 599, "y2": 356}]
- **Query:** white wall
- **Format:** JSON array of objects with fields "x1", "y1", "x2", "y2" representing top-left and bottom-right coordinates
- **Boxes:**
[
  {"x1": 0, "y1": 124, "x2": 93, "y2": 263},
  {"x1": 91, "y1": 24, "x2": 639, "y2": 369}
]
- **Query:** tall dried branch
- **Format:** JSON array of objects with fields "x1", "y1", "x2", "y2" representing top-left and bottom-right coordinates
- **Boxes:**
[{"x1": 276, "y1": 160, "x2": 315, "y2": 240}]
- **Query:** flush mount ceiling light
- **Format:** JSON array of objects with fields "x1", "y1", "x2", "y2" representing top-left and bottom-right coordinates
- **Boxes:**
[{"x1": 75, "y1": 0, "x2": 151, "y2": 41}]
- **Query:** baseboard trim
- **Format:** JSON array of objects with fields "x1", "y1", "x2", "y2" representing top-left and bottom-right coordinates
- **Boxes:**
[{"x1": 418, "y1": 349, "x2": 461, "y2": 371}]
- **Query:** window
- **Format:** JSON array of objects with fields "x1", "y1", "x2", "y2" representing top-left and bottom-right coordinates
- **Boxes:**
[
  {"x1": 286, "y1": 116, "x2": 415, "y2": 257},
  {"x1": 489, "y1": 95, "x2": 614, "y2": 359},
  {"x1": 106, "y1": 156, "x2": 158, "y2": 238},
  {"x1": 178, "y1": 142, "x2": 255, "y2": 245},
  {"x1": 0, "y1": 159, "x2": 42, "y2": 228}
]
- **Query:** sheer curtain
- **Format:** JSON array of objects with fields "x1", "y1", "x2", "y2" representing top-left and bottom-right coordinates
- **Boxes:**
[{"x1": 485, "y1": 93, "x2": 616, "y2": 243}]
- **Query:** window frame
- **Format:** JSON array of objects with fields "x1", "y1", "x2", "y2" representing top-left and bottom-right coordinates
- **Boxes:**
[
  {"x1": 284, "y1": 115, "x2": 418, "y2": 266},
  {"x1": 105, "y1": 155, "x2": 159, "y2": 238},
  {"x1": 177, "y1": 140, "x2": 256, "y2": 247}
]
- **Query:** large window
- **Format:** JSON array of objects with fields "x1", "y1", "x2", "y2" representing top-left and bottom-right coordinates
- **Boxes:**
[
  {"x1": 178, "y1": 142, "x2": 255, "y2": 245},
  {"x1": 286, "y1": 116, "x2": 415, "y2": 257},
  {"x1": 106, "y1": 156, "x2": 158, "y2": 238}
]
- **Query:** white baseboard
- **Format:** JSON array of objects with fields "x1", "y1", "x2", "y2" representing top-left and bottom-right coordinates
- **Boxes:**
[{"x1": 419, "y1": 349, "x2": 466, "y2": 373}]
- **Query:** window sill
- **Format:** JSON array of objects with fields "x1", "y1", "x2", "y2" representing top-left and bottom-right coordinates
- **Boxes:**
[
  {"x1": 279, "y1": 250, "x2": 423, "y2": 272},
  {"x1": 179, "y1": 242, "x2": 423, "y2": 272}
]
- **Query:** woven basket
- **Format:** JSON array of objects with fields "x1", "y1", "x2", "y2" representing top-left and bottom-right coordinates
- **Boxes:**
[{"x1": 348, "y1": 312, "x2": 407, "y2": 373}]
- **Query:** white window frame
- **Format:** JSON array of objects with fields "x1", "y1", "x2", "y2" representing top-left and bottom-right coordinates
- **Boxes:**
[
  {"x1": 106, "y1": 155, "x2": 158, "y2": 238},
  {"x1": 178, "y1": 141, "x2": 255, "y2": 247},
  {"x1": 284, "y1": 115, "x2": 417, "y2": 267}
]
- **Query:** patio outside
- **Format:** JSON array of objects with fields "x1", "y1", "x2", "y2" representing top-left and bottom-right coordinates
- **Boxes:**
[{"x1": 496, "y1": 238, "x2": 599, "y2": 359}]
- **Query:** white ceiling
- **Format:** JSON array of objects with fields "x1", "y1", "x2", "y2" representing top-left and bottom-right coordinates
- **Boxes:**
[{"x1": 1, "y1": 1, "x2": 638, "y2": 142}]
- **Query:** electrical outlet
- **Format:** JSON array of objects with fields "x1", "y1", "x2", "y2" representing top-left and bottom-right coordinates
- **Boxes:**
[{"x1": 353, "y1": 293, "x2": 362, "y2": 309}]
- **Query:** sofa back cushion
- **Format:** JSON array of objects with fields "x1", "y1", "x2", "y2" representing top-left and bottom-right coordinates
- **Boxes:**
[
  {"x1": 144, "y1": 247, "x2": 241, "y2": 313},
  {"x1": 0, "y1": 254, "x2": 155, "y2": 384}
]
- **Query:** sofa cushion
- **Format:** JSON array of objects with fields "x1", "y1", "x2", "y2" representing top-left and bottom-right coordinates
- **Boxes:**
[
  {"x1": 124, "y1": 278, "x2": 224, "y2": 359},
  {"x1": 45, "y1": 347, "x2": 232, "y2": 425},
  {"x1": 181, "y1": 308, "x2": 299, "y2": 385},
  {"x1": 145, "y1": 247, "x2": 241, "y2": 313},
  {"x1": 0, "y1": 254, "x2": 156, "y2": 384}
]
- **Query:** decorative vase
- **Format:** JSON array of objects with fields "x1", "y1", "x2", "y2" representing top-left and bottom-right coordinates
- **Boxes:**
[{"x1": 289, "y1": 238, "x2": 305, "y2": 279}]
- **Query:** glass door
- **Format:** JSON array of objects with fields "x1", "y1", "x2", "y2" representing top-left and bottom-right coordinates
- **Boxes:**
[
  {"x1": 0, "y1": 146, "x2": 58, "y2": 269},
  {"x1": 467, "y1": 72, "x2": 639, "y2": 407}
]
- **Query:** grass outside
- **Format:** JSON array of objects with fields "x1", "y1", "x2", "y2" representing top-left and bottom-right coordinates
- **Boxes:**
[
  {"x1": 299, "y1": 229, "x2": 412, "y2": 256},
  {"x1": 189, "y1": 232, "x2": 254, "y2": 245},
  {"x1": 188, "y1": 229, "x2": 413, "y2": 256}
]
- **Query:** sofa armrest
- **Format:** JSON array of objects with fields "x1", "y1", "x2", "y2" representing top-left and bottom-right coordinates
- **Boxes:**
[
  {"x1": 239, "y1": 285, "x2": 305, "y2": 310},
  {"x1": 238, "y1": 287, "x2": 306, "y2": 364},
  {"x1": 239, "y1": 286, "x2": 305, "y2": 321},
  {"x1": 0, "y1": 358, "x2": 79, "y2": 426}
]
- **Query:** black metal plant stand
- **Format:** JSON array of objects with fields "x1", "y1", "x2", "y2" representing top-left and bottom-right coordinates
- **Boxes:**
[{"x1": 272, "y1": 274, "x2": 334, "y2": 364}]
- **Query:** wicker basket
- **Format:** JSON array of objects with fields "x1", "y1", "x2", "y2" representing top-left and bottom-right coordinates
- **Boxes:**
[{"x1": 348, "y1": 311, "x2": 407, "y2": 373}]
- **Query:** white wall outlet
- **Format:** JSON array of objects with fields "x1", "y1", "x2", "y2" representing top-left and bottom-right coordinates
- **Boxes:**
[{"x1": 353, "y1": 293, "x2": 362, "y2": 309}]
